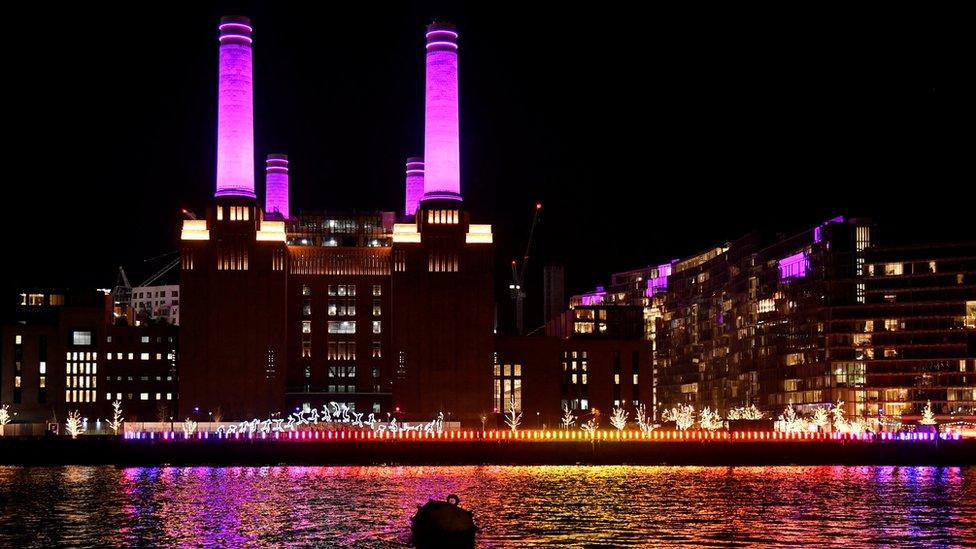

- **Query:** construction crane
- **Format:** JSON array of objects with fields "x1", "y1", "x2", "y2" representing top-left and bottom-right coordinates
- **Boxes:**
[
  {"x1": 112, "y1": 208, "x2": 197, "y2": 309},
  {"x1": 510, "y1": 202, "x2": 542, "y2": 335}
]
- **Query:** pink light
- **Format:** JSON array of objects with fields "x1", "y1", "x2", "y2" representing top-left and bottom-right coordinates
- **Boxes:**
[
  {"x1": 264, "y1": 154, "x2": 289, "y2": 219},
  {"x1": 215, "y1": 16, "x2": 255, "y2": 199},
  {"x1": 422, "y1": 22, "x2": 462, "y2": 202},
  {"x1": 405, "y1": 157, "x2": 424, "y2": 215}
]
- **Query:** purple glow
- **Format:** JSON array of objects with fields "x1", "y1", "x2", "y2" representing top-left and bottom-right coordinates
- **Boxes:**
[
  {"x1": 404, "y1": 157, "x2": 424, "y2": 215},
  {"x1": 580, "y1": 286, "x2": 606, "y2": 306},
  {"x1": 265, "y1": 154, "x2": 289, "y2": 219},
  {"x1": 646, "y1": 263, "x2": 673, "y2": 297},
  {"x1": 778, "y1": 251, "x2": 810, "y2": 280},
  {"x1": 215, "y1": 16, "x2": 255, "y2": 198},
  {"x1": 814, "y1": 216, "x2": 844, "y2": 244},
  {"x1": 422, "y1": 23, "x2": 461, "y2": 202}
]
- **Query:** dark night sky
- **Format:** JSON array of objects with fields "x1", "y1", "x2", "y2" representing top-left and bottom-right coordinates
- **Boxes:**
[{"x1": 3, "y1": 3, "x2": 972, "y2": 330}]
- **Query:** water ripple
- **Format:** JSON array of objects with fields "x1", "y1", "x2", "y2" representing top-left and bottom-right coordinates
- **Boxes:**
[{"x1": 1, "y1": 465, "x2": 974, "y2": 547}]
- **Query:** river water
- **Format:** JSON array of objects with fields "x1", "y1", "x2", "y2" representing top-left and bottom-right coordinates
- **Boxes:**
[{"x1": 0, "y1": 465, "x2": 973, "y2": 547}]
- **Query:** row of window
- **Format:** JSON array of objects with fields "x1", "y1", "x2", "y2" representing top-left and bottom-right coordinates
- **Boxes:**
[
  {"x1": 304, "y1": 340, "x2": 383, "y2": 359},
  {"x1": 105, "y1": 392, "x2": 174, "y2": 401},
  {"x1": 301, "y1": 284, "x2": 384, "y2": 297},
  {"x1": 106, "y1": 352, "x2": 171, "y2": 361}
]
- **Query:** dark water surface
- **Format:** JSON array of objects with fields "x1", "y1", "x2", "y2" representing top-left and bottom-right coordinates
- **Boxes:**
[{"x1": 1, "y1": 465, "x2": 974, "y2": 547}]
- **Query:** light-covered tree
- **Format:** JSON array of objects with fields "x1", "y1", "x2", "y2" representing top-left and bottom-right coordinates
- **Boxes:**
[
  {"x1": 699, "y1": 407, "x2": 723, "y2": 431},
  {"x1": 830, "y1": 401, "x2": 847, "y2": 431},
  {"x1": 560, "y1": 405, "x2": 576, "y2": 429},
  {"x1": 610, "y1": 407, "x2": 628, "y2": 430},
  {"x1": 727, "y1": 404, "x2": 764, "y2": 421},
  {"x1": 183, "y1": 418, "x2": 198, "y2": 437},
  {"x1": 65, "y1": 410, "x2": 85, "y2": 439},
  {"x1": 847, "y1": 417, "x2": 868, "y2": 435},
  {"x1": 812, "y1": 407, "x2": 830, "y2": 430},
  {"x1": 920, "y1": 400, "x2": 937, "y2": 425},
  {"x1": 635, "y1": 404, "x2": 656, "y2": 433},
  {"x1": 504, "y1": 395, "x2": 522, "y2": 432},
  {"x1": 662, "y1": 404, "x2": 695, "y2": 431},
  {"x1": 0, "y1": 404, "x2": 10, "y2": 427},
  {"x1": 108, "y1": 400, "x2": 124, "y2": 435},
  {"x1": 778, "y1": 403, "x2": 808, "y2": 433}
]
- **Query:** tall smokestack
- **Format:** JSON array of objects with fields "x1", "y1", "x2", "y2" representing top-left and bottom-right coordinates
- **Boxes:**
[
  {"x1": 422, "y1": 22, "x2": 461, "y2": 202},
  {"x1": 265, "y1": 154, "x2": 289, "y2": 219},
  {"x1": 404, "y1": 157, "x2": 424, "y2": 215},
  {"x1": 214, "y1": 16, "x2": 255, "y2": 198}
]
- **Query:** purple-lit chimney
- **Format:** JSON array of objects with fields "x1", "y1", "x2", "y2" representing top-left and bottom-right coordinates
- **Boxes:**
[
  {"x1": 214, "y1": 16, "x2": 255, "y2": 199},
  {"x1": 422, "y1": 22, "x2": 461, "y2": 202},
  {"x1": 404, "y1": 157, "x2": 424, "y2": 215},
  {"x1": 265, "y1": 154, "x2": 289, "y2": 219}
]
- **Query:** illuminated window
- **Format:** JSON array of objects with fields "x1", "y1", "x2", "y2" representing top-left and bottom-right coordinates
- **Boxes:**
[
  {"x1": 372, "y1": 321, "x2": 382, "y2": 334},
  {"x1": 373, "y1": 299, "x2": 381, "y2": 316},
  {"x1": 633, "y1": 374, "x2": 639, "y2": 385},
  {"x1": 884, "y1": 263, "x2": 903, "y2": 276},
  {"x1": 372, "y1": 341, "x2": 382, "y2": 358},
  {"x1": 15, "y1": 335, "x2": 22, "y2": 344},
  {"x1": 140, "y1": 353, "x2": 150, "y2": 360},
  {"x1": 302, "y1": 321, "x2": 312, "y2": 334},
  {"x1": 72, "y1": 331, "x2": 92, "y2": 346},
  {"x1": 128, "y1": 353, "x2": 134, "y2": 360},
  {"x1": 141, "y1": 336, "x2": 150, "y2": 343},
  {"x1": 966, "y1": 302, "x2": 976, "y2": 329},
  {"x1": 302, "y1": 341, "x2": 311, "y2": 358},
  {"x1": 140, "y1": 393, "x2": 149, "y2": 401},
  {"x1": 372, "y1": 366, "x2": 381, "y2": 378},
  {"x1": 884, "y1": 319, "x2": 899, "y2": 331},
  {"x1": 372, "y1": 285, "x2": 382, "y2": 296},
  {"x1": 302, "y1": 285, "x2": 311, "y2": 296},
  {"x1": 614, "y1": 374, "x2": 620, "y2": 385},
  {"x1": 328, "y1": 321, "x2": 356, "y2": 334}
]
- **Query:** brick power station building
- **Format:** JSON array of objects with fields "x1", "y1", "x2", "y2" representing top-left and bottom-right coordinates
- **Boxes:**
[{"x1": 178, "y1": 18, "x2": 494, "y2": 424}]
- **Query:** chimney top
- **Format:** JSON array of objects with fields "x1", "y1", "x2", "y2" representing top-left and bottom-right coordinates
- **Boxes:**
[
  {"x1": 219, "y1": 15, "x2": 252, "y2": 44},
  {"x1": 426, "y1": 22, "x2": 457, "y2": 51}
]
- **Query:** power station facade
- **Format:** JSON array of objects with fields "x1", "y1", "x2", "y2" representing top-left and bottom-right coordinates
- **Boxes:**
[{"x1": 179, "y1": 18, "x2": 494, "y2": 423}]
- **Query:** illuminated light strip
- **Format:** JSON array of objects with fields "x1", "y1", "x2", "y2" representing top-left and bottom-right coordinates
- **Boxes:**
[
  {"x1": 426, "y1": 30, "x2": 459, "y2": 39},
  {"x1": 426, "y1": 41, "x2": 458, "y2": 50}
]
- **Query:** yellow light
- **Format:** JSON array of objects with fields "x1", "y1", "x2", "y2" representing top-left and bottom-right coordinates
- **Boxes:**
[
  {"x1": 465, "y1": 224, "x2": 493, "y2": 243},
  {"x1": 256, "y1": 221, "x2": 286, "y2": 242},
  {"x1": 393, "y1": 223, "x2": 421, "y2": 243},
  {"x1": 180, "y1": 219, "x2": 210, "y2": 241}
]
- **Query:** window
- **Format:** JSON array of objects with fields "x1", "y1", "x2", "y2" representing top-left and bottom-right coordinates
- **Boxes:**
[
  {"x1": 884, "y1": 263, "x2": 903, "y2": 276},
  {"x1": 72, "y1": 331, "x2": 92, "y2": 346},
  {"x1": 303, "y1": 299, "x2": 312, "y2": 316},
  {"x1": 141, "y1": 335, "x2": 150, "y2": 343},
  {"x1": 372, "y1": 321, "x2": 382, "y2": 334},
  {"x1": 966, "y1": 302, "x2": 976, "y2": 329},
  {"x1": 302, "y1": 341, "x2": 312, "y2": 358},
  {"x1": 372, "y1": 366, "x2": 381, "y2": 378},
  {"x1": 302, "y1": 285, "x2": 311, "y2": 296},
  {"x1": 140, "y1": 353, "x2": 150, "y2": 360},
  {"x1": 302, "y1": 321, "x2": 312, "y2": 334},
  {"x1": 372, "y1": 341, "x2": 382, "y2": 358},
  {"x1": 372, "y1": 285, "x2": 382, "y2": 296},
  {"x1": 373, "y1": 299, "x2": 382, "y2": 316},
  {"x1": 328, "y1": 321, "x2": 356, "y2": 334},
  {"x1": 494, "y1": 362, "x2": 522, "y2": 412},
  {"x1": 373, "y1": 403, "x2": 381, "y2": 413},
  {"x1": 140, "y1": 393, "x2": 149, "y2": 401},
  {"x1": 15, "y1": 335, "x2": 22, "y2": 344}
]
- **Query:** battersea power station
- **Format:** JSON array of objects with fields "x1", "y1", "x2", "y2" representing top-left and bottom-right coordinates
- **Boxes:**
[{"x1": 180, "y1": 17, "x2": 494, "y2": 423}]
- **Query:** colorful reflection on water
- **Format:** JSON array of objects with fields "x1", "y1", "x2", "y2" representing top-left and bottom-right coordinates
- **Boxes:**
[{"x1": 1, "y1": 465, "x2": 974, "y2": 547}]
